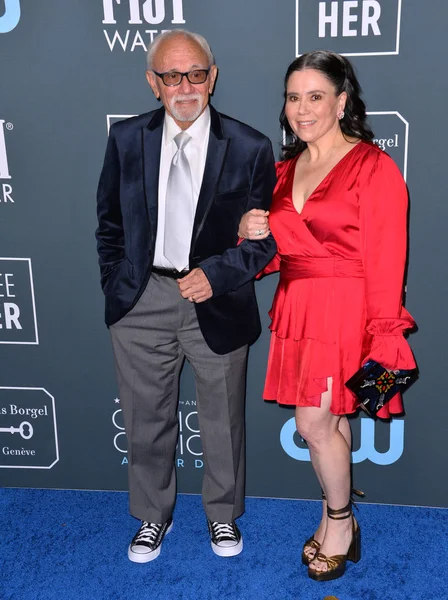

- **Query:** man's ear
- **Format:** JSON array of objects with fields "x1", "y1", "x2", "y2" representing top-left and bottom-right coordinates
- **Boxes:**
[
  {"x1": 208, "y1": 65, "x2": 218, "y2": 95},
  {"x1": 146, "y1": 70, "x2": 160, "y2": 99}
]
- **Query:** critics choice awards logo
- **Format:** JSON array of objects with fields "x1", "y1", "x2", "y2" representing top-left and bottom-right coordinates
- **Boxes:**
[
  {"x1": 112, "y1": 397, "x2": 204, "y2": 469},
  {"x1": 0, "y1": 387, "x2": 59, "y2": 469},
  {"x1": 0, "y1": 258, "x2": 39, "y2": 345},
  {"x1": 0, "y1": 119, "x2": 15, "y2": 205},
  {"x1": 102, "y1": 0, "x2": 186, "y2": 52},
  {"x1": 296, "y1": 0, "x2": 402, "y2": 56},
  {"x1": 177, "y1": 399, "x2": 203, "y2": 470}
]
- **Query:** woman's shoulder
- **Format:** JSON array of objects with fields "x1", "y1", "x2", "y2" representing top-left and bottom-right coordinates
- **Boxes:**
[
  {"x1": 353, "y1": 139, "x2": 380, "y2": 159},
  {"x1": 275, "y1": 155, "x2": 298, "y2": 178},
  {"x1": 354, "y1": 141, "x2": 405, "y2": 195},
  {"x1": 355, "y1": 141, "x2": 402, "y2": 178}
]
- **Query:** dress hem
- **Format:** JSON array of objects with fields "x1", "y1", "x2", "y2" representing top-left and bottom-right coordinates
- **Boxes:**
[{"x1": 263, "y1": 397, "x2": 405, "y2": 420}]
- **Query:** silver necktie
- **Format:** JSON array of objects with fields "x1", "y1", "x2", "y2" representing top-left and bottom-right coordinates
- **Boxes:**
[{"x1": 164, "y1": 132, "x2": 194, "y2": 272}]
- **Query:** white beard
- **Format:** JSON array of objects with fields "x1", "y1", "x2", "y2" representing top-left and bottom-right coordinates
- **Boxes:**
[{"x1": 168, "y1": 93, "x2": 204, "y2": 122}]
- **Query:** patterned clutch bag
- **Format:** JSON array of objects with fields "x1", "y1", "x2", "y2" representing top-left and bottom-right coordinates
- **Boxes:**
[{"x1": 345, "y1": 360, "x2": 418, "y2": 417}]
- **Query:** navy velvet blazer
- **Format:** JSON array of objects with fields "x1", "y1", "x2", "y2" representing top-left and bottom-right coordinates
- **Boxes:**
[{"x1": 96, "y1": 105, "x2": 277, "y2": 354}]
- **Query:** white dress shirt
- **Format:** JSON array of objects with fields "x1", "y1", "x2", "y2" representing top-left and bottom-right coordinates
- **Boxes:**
[{"x1": 153, "y1": 106, "x2": 211, "y2": 269}]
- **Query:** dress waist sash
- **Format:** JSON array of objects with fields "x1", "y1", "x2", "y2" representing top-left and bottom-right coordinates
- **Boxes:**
[{"x1": 280, "y1": 257, "x2": 364, "y2": 281}]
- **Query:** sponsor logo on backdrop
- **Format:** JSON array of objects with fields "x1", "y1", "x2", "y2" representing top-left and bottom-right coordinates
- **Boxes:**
[
  {"x1": 106, "y1": 114, "x2": 136, "y2": 133},
  {"x1": 280, "y1": 416, "x2": 404, "y2": 465},
  {"x1": 282, "y1": 110, "x2": 408, "y2": 180},
  {"x1": 0, "y1": 258, "x2": 38, "y2": 345},
  {"x1": 296, "y1": 0, "x2": 402, "y2": 56},
  {"x1": 112, "y1": 397, "x2": 204, "y2": 469},
  {"x1": 0, "y1": 0, "x2": 21, "y2": 33},
  {"x1": 112, "y1": 397, "x2": 127, "y2": 462},
  {"x1": 177, "y1": 399, "x2": 203, "y2": 469},
  {"x1": 102, "y1": 0, "x2": 186, "y2": 52},
  {"x1": 0, "y1": 387, "x2": 59, "y2": 469},
  {"x1": 0, "y1": 119, "x2": 15, "y2": 204},
  {"x1": 368, "y1": 111, "x2": 409, "y2": 180}
]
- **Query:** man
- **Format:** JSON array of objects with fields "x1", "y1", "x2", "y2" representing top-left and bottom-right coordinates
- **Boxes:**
[{"x1": 96, "y1": 29, "x2": 276, "y2": 563}]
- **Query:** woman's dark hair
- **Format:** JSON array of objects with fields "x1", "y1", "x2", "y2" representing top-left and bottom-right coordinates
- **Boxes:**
[{"x1": 280, "y1": 50, "x2": 374, "y2": 160}]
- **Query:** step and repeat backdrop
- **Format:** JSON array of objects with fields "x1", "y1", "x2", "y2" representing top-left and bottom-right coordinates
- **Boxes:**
[{"x1": 0, "y1": 1, "x2": 446, "y2": 507}]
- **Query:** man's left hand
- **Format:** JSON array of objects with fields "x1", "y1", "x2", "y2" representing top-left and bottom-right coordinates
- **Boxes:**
[{"x1": 178, "y1": 268, "x2": 213, "y2": 303}]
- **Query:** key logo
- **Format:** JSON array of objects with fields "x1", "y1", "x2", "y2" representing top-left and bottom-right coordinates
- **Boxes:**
[
  {"x1": 0, "y1": 387, "x2": 59, "y2": 469},
  {"x1": 0, "y1": 0, "x2": 21, "y2": 33},
  {"x1": 296, "y1": 0, "x2": 402, "y2": 56}
]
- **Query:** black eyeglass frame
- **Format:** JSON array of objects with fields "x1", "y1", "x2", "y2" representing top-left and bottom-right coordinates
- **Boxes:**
[{"x1": 152, "y1": 68, "x2": 211, "y2": 87}]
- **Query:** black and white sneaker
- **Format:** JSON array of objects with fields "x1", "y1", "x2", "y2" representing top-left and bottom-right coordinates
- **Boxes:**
[
  {"x1": 128, "y1": 518, "x2": 173, "y2": 563},
  {"x1": 207, "y1": 520, "x2": 243, "y2": 557}
]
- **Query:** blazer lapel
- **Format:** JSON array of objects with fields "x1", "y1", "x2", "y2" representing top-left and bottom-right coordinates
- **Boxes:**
[
  {"x1": 142, "y1": 108, "x2": 164, "y2": 242},
  {"x1": 191, "y1": 106, "x2": 229, "y2": 250}
]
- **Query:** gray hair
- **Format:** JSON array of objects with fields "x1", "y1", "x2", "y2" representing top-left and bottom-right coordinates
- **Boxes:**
[{"x1": 146, "y1": 29, "x2": 215, "y2": 70}]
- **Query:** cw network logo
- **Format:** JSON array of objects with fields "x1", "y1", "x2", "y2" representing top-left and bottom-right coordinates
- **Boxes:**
[
  {"x1": 0, "y1": 0, "x2": 21, "y2": 33},
  {"x1": 296, "y1": 0, "x2": 402, "y2": 56},
  {"x1": 102, "y1": 0, "x2": 186, "y2": 52},
  {"x1": 281, "y1": 417, "x2": 404, "y2": 465}
]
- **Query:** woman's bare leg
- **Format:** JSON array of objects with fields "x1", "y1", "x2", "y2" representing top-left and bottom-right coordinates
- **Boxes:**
[
  {"x1": 338, "y1": 414, "x2": 351, "y2": 448},
  {"x1": 296, "y1": 381, "x2": 353, "y2": 571}
]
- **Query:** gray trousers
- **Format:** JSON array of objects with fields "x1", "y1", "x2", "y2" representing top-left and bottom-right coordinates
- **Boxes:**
[{"x1": 110, "y1": 273, "x2": 248, "y2": 524}]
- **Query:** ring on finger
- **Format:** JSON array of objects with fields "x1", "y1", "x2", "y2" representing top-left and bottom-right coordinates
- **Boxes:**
[{"x1": 255, "y1": 229, "x2": 264, "y2": 236}]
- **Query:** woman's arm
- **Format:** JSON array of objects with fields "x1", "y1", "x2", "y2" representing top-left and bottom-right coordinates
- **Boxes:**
[{"x1": 359, "y1": 151, "x2": 416, "y2": 370}]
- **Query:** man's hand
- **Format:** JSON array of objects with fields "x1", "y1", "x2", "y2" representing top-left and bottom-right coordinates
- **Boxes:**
[
  {"x1": 237, "y1": 209, "x2": 270, "y2": 240},
  {"x1": 178, "y1": 268, "x2": 213, "y2": 303}
]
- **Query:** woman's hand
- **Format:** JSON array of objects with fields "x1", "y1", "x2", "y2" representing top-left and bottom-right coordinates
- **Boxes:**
[{"x1": 238, "y1": 209, "x2": 270, "y2": 240}]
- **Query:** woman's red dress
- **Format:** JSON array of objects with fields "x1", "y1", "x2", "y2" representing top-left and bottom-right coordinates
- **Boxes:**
[{"x1": 262, "y1": 141, "x2": 416, "y2": 418}]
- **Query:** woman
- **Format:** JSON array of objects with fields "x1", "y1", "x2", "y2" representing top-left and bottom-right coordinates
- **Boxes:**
[{"x1": 238, "y1": 51, "x2": 416, "y2": 581}]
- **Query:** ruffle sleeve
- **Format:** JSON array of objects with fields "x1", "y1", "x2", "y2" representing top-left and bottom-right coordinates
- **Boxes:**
[
  {"x1": 359, "y1": 150, "x2": 417, "y2": 371},
  {"x1": 365, "y1": 312, "x2": 416, "y2": 370}
]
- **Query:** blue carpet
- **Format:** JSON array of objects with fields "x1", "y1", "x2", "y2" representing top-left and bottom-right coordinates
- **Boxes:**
[{"x1": 0, "y1": 489, "x2": 446, "y2": 600}]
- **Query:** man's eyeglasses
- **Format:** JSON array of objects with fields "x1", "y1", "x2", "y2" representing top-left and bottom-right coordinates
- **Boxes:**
[{"x1": 153, "y1": 69, "x2": 210, "y2": 87}]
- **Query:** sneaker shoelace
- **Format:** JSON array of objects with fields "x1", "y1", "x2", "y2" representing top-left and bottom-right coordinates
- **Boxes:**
[
  {"x1": 210, "y1": 522, "x2": 237, "y2": 542},
  {"x1": 134, "y1": 521, "x2": 163, "y2": 546}
]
